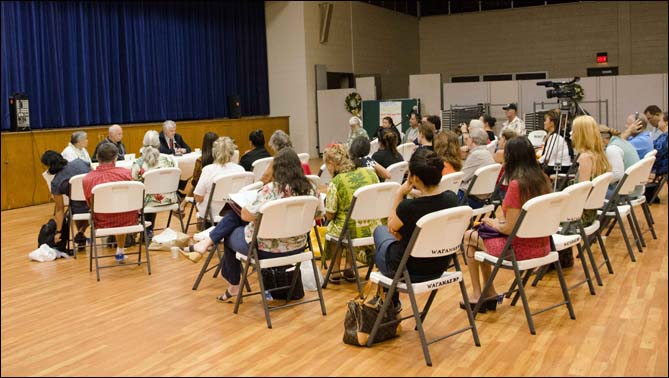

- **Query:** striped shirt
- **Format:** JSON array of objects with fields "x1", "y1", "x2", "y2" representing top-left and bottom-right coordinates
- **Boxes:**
[{"x1": 83, "y1": 163, "x2": 138, "y2": 229}]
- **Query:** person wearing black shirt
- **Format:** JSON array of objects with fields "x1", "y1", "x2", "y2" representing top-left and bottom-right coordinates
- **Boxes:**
[
  {"x1": 372, "y1": 128, "x2": 403, "y2": 168},
  {"x1": 373, "y1": 116, "x2": 402, "y2": 144},
  {"x1": 373, "y1": 148, "x2": 459, "y2": 311},
  {"x1": 239, "y1": 129, "x2": 271, "y2": 171},
  {"x1": 92, "y1": 124, "x2": 126, "y2": 162},
  {"x1": 483, "y1": 115, "x2": 497, "y2": 143}
]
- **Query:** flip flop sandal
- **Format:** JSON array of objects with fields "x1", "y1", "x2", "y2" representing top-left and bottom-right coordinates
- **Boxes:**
[
  {"x1": 216, "y1": 289, "x2": 236, "y2": 303},
  {"x1": 343, "y1": 269, "x2": 357, "y2": 282}
]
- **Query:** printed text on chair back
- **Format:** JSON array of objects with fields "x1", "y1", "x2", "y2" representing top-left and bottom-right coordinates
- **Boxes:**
[
  {"x1": 91, "y1": 181, "x2": 145, "y2": 213},
  {"x1": 409, "y1": 206, "x2": 473, "y2": 258},
  {"x1": 560, "y1": 181, "x2": 592, "y2": 222},
  {"x1": 439, "y1": 172, "x2": 465, "y2": 194},
  {"x1": 143, "y1": 168, "x2": 182, "y2": 195},
  {"x1": 350, "y1": 182, "x2": 401, "y2": 221},
  {"x1": 256, "y1": 196, "x2": 320, "y2": 239},
  {"x1": 515, "y1": 192, "x2": 568, "y2": 238},
  {"x1": 469, "y1": 163, "x2": 502, "y2": 196},
  {"x1": 386, "y1": 161, "x2": 409, "y2": 184}
]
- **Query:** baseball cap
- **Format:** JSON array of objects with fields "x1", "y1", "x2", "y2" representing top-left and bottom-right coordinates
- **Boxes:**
[{"x1": 502, "y1": 103, "x2": 517, "y2": 111}]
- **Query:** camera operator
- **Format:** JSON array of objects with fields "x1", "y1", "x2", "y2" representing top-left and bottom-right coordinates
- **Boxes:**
[
  {"x1": 501, "y1": 103, "x2": 526, "y2": 136},
  {"x1": 539, "y1": 109, "x2": 572, "y2": 175}
]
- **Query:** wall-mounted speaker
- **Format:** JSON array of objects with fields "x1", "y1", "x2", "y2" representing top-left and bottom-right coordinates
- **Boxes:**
[{"x1": 319, "y1": 3, "x2": 333, "y2": 44}]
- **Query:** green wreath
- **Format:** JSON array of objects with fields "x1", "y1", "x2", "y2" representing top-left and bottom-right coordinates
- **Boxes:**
[{"x1": 345, "y1": 92, "x2": 362, "y2": 116}]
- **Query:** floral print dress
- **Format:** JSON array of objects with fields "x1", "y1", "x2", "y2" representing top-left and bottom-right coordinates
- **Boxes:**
[{"x1": 131, "y1": 154, "x2": 179, "y2": 207}]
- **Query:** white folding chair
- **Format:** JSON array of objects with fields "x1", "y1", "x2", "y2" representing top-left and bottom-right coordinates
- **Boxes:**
[
  {"x1": 397, "y1": 142, "x2": 417, "y2": 162},
  {"x1": 191, "y1": 171, "x2": 255, "y2": 290},
  {"x1": 485, "y1": 139, "x2": 498, "y2": 155},
  {"x1": 233, "y1": 196, "x2": 326, "y2": 328},
  {"x1": 578, "y1": 173, "x2": 616, "y2": 279},
  {"x1": 368, "y1": 206, "x2": 480, "y2": 366},
  {"x1": 598, "y1": 157, "x2": 655, "y2": 261},
  {"x1": 322, "y1": 182, "x2": 401, "y2": 295},
  {"x1": 232, "y1": 150, "x2": 240, "y2": 164},
  {"x1": 43, "y1": 170, "x2": 69, "y2": 213},
  {"x1": 140, "y1": 167, "x2": 185, "y2": 233},
  {"x1": 239, "y1": 181, "x2": 263, "y2": 193},
  {"x1": 626, "y1": 157, "x2": 658, "y2": 242},
  {"x1": 89, "y1": 181, "x2": 150, "y2": 281},
  {"x1": 530, "y1": 181, "x2": 600, "y2": 295},
  {"x1": 68, "y1": 174, "x2": 91, "y2": 258},
  {"x1": 461, "y1": 163, "x2": 502, "y2": 219},
  {"x1": 306, "y1": 175, "x2": 326, "y2": 268},
  {"x1": 178, "y1": 154, "x2": 199, "y2": 231},
  {"x1": 386, "y1": 161, "x2": 409, "y2": 184},
  {"x1": 527, "y1": 130, "x2": 547, "y2": 149},
  {"x1": 368, "y1": 138, "x2": 379, "y2": 157},
  {"x1": 298, "y1": 152, "x2": 310, "y2": 165},
  {"x1": 439, "y1": 172, "x2": 465, "y2": 194},
  {"x1": 644, "y1": 149, "x2": 657, "y2": 159},
  {"x1": 473, "y1": 192, "x2": 575, "y2": 335},
  {"x1": 318, "y1": 163, "x2": 333, "y2": 187},
  {"x1": 252, "y1": 157, "x2": 274, "y2": 182}
]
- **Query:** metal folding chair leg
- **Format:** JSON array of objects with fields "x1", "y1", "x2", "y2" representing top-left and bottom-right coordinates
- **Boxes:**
[
  {"x1": 406, "y1": 282, "x2": 433, "y2": 366},
  {"x1": 595, "y1": 231, "x2": 614, "y2": 274},
  {"x1": 614, "y1": 210, "x2": 636, "y2": 262},
  {"x1": 640, "y1": 202, "x2": 657, "y2": 239},
  {"x1": 192, "y1": 245, "x2": 223, "y2": 290},
  {"x1": 511, "y1": 270, "x2": 533, "y2": 306},
  {"x1": 580, "y1": 226, "x2": 603, "y2": 287}
]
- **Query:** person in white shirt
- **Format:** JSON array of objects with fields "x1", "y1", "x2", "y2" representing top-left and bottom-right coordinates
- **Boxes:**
[
  {"x1": 193, "y1": 136, "x2": 245, "y2": 229},
  {"x1": 501, "y1": 103, "x2": 525, "y2": 136},
  {"x1": 61, "y1": 131, "x2": 91, "y2": 164},
  {"x1": 402, "y1": 111, "x2": 421, "y2": 144},
  {"x1": 539, "y1": 109, "x2": 572, "y2": 175}
]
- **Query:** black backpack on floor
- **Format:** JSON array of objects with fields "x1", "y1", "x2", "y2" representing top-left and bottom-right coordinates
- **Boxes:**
[{"x1": 38, "y1": 214, "x2": 71, "y2": 254}]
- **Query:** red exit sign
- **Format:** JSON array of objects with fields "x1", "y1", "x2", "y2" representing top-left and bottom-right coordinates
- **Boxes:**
[{"x1": 596, "y1": 52, "x2": 608, "y2": 64}]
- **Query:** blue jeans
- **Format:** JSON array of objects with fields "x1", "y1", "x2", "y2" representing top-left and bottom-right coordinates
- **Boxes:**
[
  {"x1": 373, "y1": 226, "x2": 444, "y2": 283},
  {"x1": 221, "y1": 225, "x2": 304, "y2": 285},
  {"x1": 209, "y1": 211, "x2": 246, "y2": 245},
  {"x1": 457, "y1": 190, "x2": 485, "y2": 209}
]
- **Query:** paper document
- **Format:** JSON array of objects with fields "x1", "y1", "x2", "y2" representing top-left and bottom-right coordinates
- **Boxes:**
[{"x1": 229, "y1": 190, "x2": 258, "y2": 208}]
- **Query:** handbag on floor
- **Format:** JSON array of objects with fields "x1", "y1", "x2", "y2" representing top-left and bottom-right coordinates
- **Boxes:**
[
  {"x1": 343, "y1": 282, "x2": 401, "y2": 346},
  {"x1": 261, "y1": 265, "x2": 305, "y2": 300}
]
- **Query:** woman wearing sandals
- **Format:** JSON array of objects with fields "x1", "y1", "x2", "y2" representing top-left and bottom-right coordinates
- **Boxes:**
[
  {"x1": 180, "y1": 148, "x2": 321, "y2": 302},
  {"x1": 462, "y1": 137, "x2": 553, "y2": 313},
  {"x1": 323, "y1": 143, "x2": 380, "y2": 284}
]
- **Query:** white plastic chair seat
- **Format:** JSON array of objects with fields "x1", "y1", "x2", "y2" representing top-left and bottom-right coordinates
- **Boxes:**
[
  {"x1": 474, "y1": 251, "x2": 559, "y2": 271},
  {"x1": 144, "y1": 203, "x2": 179, "y2": 214},
  {"x1": 472, "y1": 204, "x2": 495, "y2": 218},
  {"x1": 370, "y1": 271, "x2": 462, "y2": 295},
  {"x1": 94, "y1": 224, "x2": 146, "y2": 238},
  {"x1": 552, "y1": 234, "x2": 581, "y2": 250},
  {"x1": 236, "y1": 251, "x2": 314, "y2": 269},
  {"x1": 325, "y1": 234, "x2": 374, "y2": 247},
  {"x1": 72, "y1": 213, "x2": 91, "y2": 221},
  {"x1": 597, "y1": 205, "x2": 631, "y2": 217},
  {"x1": 629, "y1": 196, "x2": 646, "y2": 206},
  {"x1": 185, "y1": 196, "x2": 195, "y2": 204},
  {"x1": 583, "y1": 220, "x2": 600, "y2": 237}
]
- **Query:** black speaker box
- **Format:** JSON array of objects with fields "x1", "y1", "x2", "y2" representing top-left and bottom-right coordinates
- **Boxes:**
[{"x1": 228, "y1": 95, "x2": 241, "y2": 119}]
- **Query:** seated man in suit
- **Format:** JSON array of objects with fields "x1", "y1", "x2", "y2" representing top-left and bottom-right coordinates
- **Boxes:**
[{"x1": 159, "y1": 120, "x2": 191, "y2": 155}]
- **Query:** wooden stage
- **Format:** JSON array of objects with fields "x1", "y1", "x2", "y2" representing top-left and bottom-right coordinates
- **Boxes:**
[
  {"x1": 0, "y1": 116, "x2": 289, "y2": 211},
  {"x1": 1, "y1": 185, "x2": 667, "y2": 376}
]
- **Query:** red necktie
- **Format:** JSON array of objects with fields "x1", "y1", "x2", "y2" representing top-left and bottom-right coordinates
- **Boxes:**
[{"x1": 169, "y1": 139, "x2": 174, "y2": 150}]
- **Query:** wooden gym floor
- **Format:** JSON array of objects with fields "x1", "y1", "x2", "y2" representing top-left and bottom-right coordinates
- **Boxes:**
[{"x1": 1, "y1": 186, "x2": 667, "y2": 376}]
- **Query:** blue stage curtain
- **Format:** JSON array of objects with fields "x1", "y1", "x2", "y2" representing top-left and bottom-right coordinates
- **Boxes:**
[{"x1": 0, "y1": 1, "x2": 269, "y2": 130}]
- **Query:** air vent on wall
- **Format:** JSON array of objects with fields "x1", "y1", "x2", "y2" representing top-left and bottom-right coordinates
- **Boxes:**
[
  {"x1": 451, "y1": 75, "x2": 480, "y2": 83},
  {"x1": 482, "y1": 74, "x2": 513, "y2": 82}
]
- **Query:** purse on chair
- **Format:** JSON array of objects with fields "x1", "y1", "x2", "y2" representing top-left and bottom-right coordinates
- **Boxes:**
[{"x1": 343, "y1": 283, "x2": 401, "y2": 346}]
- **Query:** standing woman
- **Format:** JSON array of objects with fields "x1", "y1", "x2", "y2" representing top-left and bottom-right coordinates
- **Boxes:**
[
  {"x1": 61, "y1": 131, "x2": 92, "y2": 164},
  {"x1": 539, "y1": 109, "x2": 572, "y2": 175}
]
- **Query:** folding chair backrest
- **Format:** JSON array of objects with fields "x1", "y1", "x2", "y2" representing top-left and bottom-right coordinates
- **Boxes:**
[
  {"x1": 239, "y1": 181, "x2": 263, "y2": 192},
  {"x1": 644, "y1": 149, "x2": 657, "y2": 159},
  {"x1": 368, "y1": 139, "x2": 379, "y2": 156},
  {"x1": 468, "y1": 163, "x2": 502, "y2": 196},
  {"x1": 486, "y1": 139, "x2": 498, "y2": 155},
  {"x1": 44, "y1": 170, "x2": 69, "y2": 205},
  {"x1": 397, "y1": 143, "x2": 416, "y2": 161},
  {"x1": 350, "y1": 182, "x2": 401, "y2": 221},
  {"x1": 91, "y1": 181, "x2": 145, "y2": 213},
  {"x1": 212, "y1": 172, "x2": 255, "y2": 202},
  {"x1": 527, "y1": 130, "x2": 547, "y2": 148},
  {"x1": 617, "y1": 157, "x2": 654, "y2": 196},
  {"x1": 256, "y1": 196, "x2": 319, "y2": 239},
  {"x1": 584, "y1": 172, "x2": 614, "y2": 210},
  {"x1": 252, "y1": 157, "x2": 274, "y2": 182},
  {"x1": 298, "y1": 153, "x2": 310, "y2": 164},
  {"x1": 515, "y1": 192, "x2": 568, "y2": 238},
  {"x1": 306, "y1": 175, "x2": 321, "y2": 190},
  {"x1": 318, "y1": 163, "x2": 332, "y2": 186},
  {"x1": 386, "y1": 161, "x2": 409, "y2": 184},
  {"x1": 560, "y1": 181, "x2": 592, "y2": 222},
  {"x1": 637, "y1": 156, "x2": 656, "y2": 185},
  {"x1": 409, "y1": 206, "x2": 473, "y2": 258},
  {"x1": 232, "y1": 150, "x2": 240, "y2": 164},
  {"x1": 177, "y1": 154, "x2": 198, "y2": 181},
  {"x1": 143, "y1": 167, "x2": 182, "y2": 195},
  {"x1": 439, "y1": 172, "x2": 465, "y2": 194},
  {"x1": 68, "y1": 174, "x2": 87, "y2": 201}
]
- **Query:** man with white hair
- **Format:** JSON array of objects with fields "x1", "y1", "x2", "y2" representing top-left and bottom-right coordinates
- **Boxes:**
[
  {"x1": 345, "y1": 116, "x2": 369, "y2": 150},
  {"x1": 159, "y1": 120, "x2": 191, "y2": 155},
  {"x1": 458, "y1": 128, "x2": 495, "y2": 208},
  {"x1": 92, "y1": 124, "x2": 126, "y2": 162}
]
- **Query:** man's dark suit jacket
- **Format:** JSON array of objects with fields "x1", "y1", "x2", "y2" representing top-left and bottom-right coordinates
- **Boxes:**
[{"x1": 159, "y1": 131, "x2": 192, "y2": 155}]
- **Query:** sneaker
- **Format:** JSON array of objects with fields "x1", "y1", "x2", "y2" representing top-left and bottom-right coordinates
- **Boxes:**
[{"x1": 115, "y1": 253, "x2": 127, "y2": 264}]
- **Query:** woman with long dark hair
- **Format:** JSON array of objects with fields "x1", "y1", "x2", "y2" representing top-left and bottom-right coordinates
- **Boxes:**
[
  {"x1": 182, "y1": 148, "x2": 321, "y2": 302},
  {"x1": 372, "y1": 128, "x2": 403, "y2": 168},
  {"x1": 190, "y1": 132, "x2": 219, "y2": 188},
  {"x1": 373, "y1": 116, "x2": 402, "y2": 143},
  {"x1": 462, "y1": 137, "x2": 552, "y2": 312}
]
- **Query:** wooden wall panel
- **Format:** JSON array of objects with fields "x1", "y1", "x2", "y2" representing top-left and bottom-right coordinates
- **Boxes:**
[{"x1": 0, "y1": 116, "x2": 289, "y2": 210}]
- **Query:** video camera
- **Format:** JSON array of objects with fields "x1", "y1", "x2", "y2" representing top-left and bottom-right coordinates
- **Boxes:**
[{"x1": 536, "y1": 77, "x2": 580, "y2": 100}]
